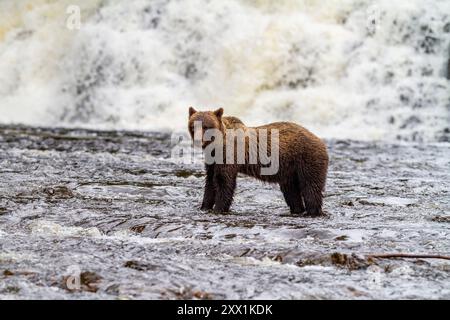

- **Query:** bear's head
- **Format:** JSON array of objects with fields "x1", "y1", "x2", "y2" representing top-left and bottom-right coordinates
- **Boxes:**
[{"x1": 188, "y1": 107, "x2": 224, "y2": 149}]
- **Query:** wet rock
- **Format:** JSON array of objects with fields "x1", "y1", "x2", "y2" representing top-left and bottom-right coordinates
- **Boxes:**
[
  {"x1": 175, "y1": 169, "x2": 203, "y2": 178},
  {"x1": 239, "y1": 248, "x2": 252, "y2": 257},
  {"x1": 272, "y1": 254, "x2": 284, "y2": 262},
  {"x1": 196, "y1": 233, "x2": 213, "y2": 240},
  {"x1": 430, "y1": 216, "x2": 450, "y2": 223},
  {"x1": 358, "y1": 197, "x2": 416, "y2": 207},
  {"x1": 2, "y1": 270, "x2": 36, "y2": 277},
  {"x1": 163, "y1": 286, "x2": 214, "y2": 300},
  {"x1": 1, "y1": 286, "x2": 20, "y2": 294},
  {"x1": 105, "y1": 284, "x2": 121, "y2": 295},
  {"x1": 124, "y1": 260, "x2": 158, "y2": 271},
  {"x1": 130, "y1": 225, "x2": 146, "y2": 233},
  {"x1": 192, "y1": 290, "x2": 213, "y2": 300},
  {"x1": 358, "y1": 199, "x2": 380, "y2": 206},
  {"x1": 80, "y1": 271, "x2": 102, "y2": 293},
  {"x1": 350, "y1": 157, "x2": 368, "y2": 163},
  {"x1": 296, "y1": 254, "x2": 331, "y2": 267},
  {"x1": 3, "y1": 270, "x2": 14, "y2": 276},
  {"x1": 330, "y1": 253, "x2": 372, "y2": 270},
  {"x1": 43, "y1": 186, "x2": 74, "y2": 199},
  {"x1": 346, "y1": 286, "x2": 367, "y2": 297}
]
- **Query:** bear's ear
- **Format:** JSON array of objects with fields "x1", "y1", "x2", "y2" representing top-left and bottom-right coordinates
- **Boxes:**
[
  {"x1": 214, "y1": 107, "x2": 223, "y2": 119},
  {"x1": 189, "y1": 106, "x2": 197, "y2": 117}
]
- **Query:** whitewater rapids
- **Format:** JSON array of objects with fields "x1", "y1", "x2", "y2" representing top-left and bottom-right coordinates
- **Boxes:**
[{"x1": 0, "y1": 0, "x2": 449, "y2": 141}]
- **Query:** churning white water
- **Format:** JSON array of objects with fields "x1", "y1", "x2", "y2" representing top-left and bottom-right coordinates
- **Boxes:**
[{"x1": 0, "y1": 0, "x2": 449, "y2": 141}]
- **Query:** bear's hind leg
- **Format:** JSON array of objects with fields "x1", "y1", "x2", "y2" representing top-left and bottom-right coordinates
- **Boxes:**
[
  {"x1": 298, "y1": 166, "x2": 326, "y2": 217},
  {"x1": 280, "y1": 178, "x2": 305, "y2": 215},
  {"x1": 302, "y1": 185, "x2": 323, "y2": 216}
]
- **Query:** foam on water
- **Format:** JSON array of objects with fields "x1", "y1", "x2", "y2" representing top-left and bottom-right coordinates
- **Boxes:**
[
  {"x1": 29, "y1": 220, "x2": 102, "y2": 237},
  {"x1": 0, "y1": 0, "x2": 449, "y2": 141}
]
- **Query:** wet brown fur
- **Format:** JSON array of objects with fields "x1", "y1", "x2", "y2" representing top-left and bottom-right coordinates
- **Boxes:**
[{"x1": 188, "y1": 107, "x2": 329, "y2": 216}]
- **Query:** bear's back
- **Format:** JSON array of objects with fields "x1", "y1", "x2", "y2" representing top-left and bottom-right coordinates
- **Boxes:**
[{"x1": 223, "y1": 116, "x2": 246, "y2": 130}]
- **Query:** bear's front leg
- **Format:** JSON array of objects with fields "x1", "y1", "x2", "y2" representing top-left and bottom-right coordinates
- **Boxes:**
[
  {"x1": 213, "y1": 167, "x2": 237, "y2": 213},
  {"x1": 201, "y1": 164, "x2": 216, "y2": 210}
]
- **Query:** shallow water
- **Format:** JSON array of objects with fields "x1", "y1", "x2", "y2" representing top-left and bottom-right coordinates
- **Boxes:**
[{"x1": 0, "y1": 125, "x2": 449, "y2": 299}]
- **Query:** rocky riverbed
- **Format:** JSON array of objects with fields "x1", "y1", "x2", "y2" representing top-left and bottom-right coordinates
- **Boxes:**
[{"x1": 0, "y1": 125, "x2": 449, "y2": 299}]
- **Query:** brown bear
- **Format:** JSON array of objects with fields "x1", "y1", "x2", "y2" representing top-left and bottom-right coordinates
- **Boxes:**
[{"x1": 188, "y1": 107, "x2": 329, "y2": 216}]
